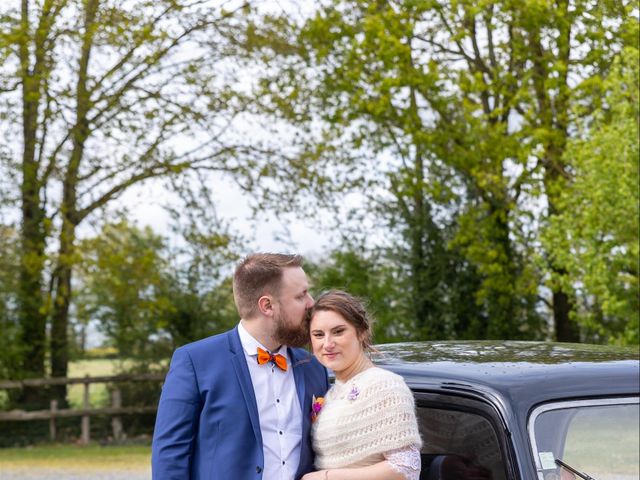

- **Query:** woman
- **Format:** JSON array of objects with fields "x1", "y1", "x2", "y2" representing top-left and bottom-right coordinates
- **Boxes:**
[{"x1": 301, "y1": 290, "x2": 422, "y2": 480}]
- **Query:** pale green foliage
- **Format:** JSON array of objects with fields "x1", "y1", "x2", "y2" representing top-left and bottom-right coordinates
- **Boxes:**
[
  {"x1": 544, "y1": 47, "x2": 640, "y2": 344},
  {"x1": 254, "y1": 0, "x2": 549, "y2": 338},
  {"x1": 75, "y1": 221, "x2": 174, "y2": 358},
  {"x1": 0, "y1": 0, "x2": 300, "y2": 385},
  {"x1": 0, "y1": 225, "x2": 21, "y2": 379},
  {"x1": 75, "y1": 219, "x2": 240, "y2": 359},
  {"x1": 251, "y1": 0, "x2": 637, "y2": 343}
]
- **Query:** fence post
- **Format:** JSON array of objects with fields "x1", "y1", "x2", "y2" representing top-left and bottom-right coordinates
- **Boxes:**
[
  {"x1": 81, "y1": 375, "x2": 90, "y2": 445},
  {"x1": 111, "y1": 387, "x2": 124, "y2": 442},
  {"x1": 49, "y1": 400, "x2": 57, "y2": 442}
]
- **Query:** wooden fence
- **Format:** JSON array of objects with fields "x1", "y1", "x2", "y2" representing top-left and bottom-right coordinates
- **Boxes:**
[{"x1": 0, "y1": 373, "x2": 166, "y2": 444}]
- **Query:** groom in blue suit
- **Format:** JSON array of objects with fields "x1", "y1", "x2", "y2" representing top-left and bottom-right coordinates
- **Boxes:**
[{"x1": 152, "y1": 253, "x2": 329, "y2": 480}]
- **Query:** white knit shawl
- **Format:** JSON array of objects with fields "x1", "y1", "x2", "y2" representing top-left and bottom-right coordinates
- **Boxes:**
[{"x1": 312, "y1": 367, "x2": 422, "y2": 469}]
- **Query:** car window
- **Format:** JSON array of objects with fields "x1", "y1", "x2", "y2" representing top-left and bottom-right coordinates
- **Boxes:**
[
  {"x1": 530, "y1": 399, "x2": 639, "y2": 480},
  {"x1": 417, "y1": 405, "x2": 507, "y2": 480}
]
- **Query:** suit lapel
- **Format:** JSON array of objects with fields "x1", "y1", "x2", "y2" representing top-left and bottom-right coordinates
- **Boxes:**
[
  {"x1": 289, "y1": 347, "x2": 308, "y2": 416},
  {"x1": 228, "y1": 327, "x2": 262, "y2": 450},
  {"x1": 290, "y1": 347, "x2": 318, "y2": 479}
]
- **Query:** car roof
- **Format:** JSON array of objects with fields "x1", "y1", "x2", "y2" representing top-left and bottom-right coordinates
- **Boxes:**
[{"x1": 373, "y1": 341, "x2": 640, "y2": 410}]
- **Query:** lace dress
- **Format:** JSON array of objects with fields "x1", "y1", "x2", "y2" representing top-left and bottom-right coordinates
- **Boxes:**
[{"x1": 384, "y1": 444, "x2": 421, "y2": 480}]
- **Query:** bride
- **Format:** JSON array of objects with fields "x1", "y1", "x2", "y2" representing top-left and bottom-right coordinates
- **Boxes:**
[{"x1": 301, "y1": 290, "x2": 422, "y2": 480}]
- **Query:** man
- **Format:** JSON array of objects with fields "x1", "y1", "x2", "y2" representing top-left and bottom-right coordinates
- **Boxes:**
[{"x1": 152, "y1": 253, "x2": 329, "y2": 479}]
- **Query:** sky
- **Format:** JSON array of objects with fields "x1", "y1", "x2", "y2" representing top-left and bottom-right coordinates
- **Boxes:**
[
  {"x1": 84, "y1": 174, "x2": 339, "y2": 348},
  {"x1": 120, "y1": 173, "x2": 337, "y2": 258}
]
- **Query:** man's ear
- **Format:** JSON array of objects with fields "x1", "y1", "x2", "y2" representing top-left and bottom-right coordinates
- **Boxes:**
[{"x1": 258, "y1": 295, "x2": 274, "y2": 316}]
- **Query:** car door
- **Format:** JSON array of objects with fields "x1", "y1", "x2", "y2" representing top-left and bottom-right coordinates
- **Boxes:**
[{"x1": 414, "y1": 391, "x2": 518, "y2": 480}]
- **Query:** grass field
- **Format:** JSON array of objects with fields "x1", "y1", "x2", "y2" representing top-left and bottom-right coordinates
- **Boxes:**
[
  {"x1": 562, "y1": 405, "x2": 639, "y2": 477},
  {"x1": 66, "y1": 357, "x2": 168, "y2": 409},
  {"x1": 0, "y1": 444, "x2": 150, "y2": 469},
  {"x1": 0, "y1": 356, "x2": 165, "y2": 449},
  {"x1": 0, "y1": 358, "x2": 126, "y2": 410},
  {"x1": 67, "y1": 358, "x2": 125, "y2": 408}
]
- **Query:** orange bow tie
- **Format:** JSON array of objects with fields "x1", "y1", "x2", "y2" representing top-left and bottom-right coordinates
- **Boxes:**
[{"x1": 257, "y1": 347, "x2": 288, "y2": 371}]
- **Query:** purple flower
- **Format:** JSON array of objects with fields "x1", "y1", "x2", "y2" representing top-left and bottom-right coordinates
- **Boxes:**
[
  {"x1": 311, "y1": 395, "x2": 324, "y2": 423},
  {"x1": 347, "y1": 385, "x2": 360, "y2": 401}
]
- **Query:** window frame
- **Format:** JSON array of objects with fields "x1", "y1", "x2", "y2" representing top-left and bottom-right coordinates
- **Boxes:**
[
  {"x1": 413, "y1": 390, "x2": 519, "y2": 480},
  {"x1": 527, "y1": 396, "x2": 640, "y2": 478}
]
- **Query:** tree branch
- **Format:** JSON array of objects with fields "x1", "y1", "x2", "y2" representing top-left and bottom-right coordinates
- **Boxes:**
[{"x1": 75, "y1": 143, "x2": 250, "y2": 222}]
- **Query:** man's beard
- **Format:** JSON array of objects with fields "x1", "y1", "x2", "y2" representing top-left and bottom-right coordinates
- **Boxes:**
[{"x1": 273, "y1": 309, "x2": 309, "y2": 348}]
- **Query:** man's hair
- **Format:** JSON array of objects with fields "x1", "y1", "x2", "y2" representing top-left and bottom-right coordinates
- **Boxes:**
[{"x1": 233, "y1": 253, "x2": 304, "y2": 319}]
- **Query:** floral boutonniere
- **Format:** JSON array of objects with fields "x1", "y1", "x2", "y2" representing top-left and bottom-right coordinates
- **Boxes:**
[
  {"x1": 347, "y1": 385, "x2": 360, "y2": 401},
  {"x1": 311, "y1": 395, "x2": 325, "y2": 423}
]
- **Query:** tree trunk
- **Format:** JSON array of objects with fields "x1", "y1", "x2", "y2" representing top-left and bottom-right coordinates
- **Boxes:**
[
  {"x1": 408, "y1": 153, "x2": 442, "y2": 337},
  {"x1": 553, "y1": 287, "x2": 579, "y2": 342},
  {"x1": 486, "y1": 203, "x2": 517, "y2": 339},
  {"x1": 544, "y1": 156, "x2": 576, "y2": 341},
  {"x1": 49, "y1": 0, "x2": 98, "y2": 405},
  {"x1": 18, "y1": 196, "x2": 47, "y2": 406},
  {"x1": 79, "y1": 322, "x2": 87, "y2": 354},
  {"x1": 406, "y1": 84, "x2": 446, "y2": 338},
  {"x1": 17, "y1": 0, "x2": 48, "y2": 407},
  {"x1": 548, "y1": 0, "x2": 575, "y2": 343},
  {"x1": 50, "y1": 220, "x2": 76, "y2": 407},
  {"x1": 528, "y1": 0, "x2": 575, "y2": 342},
  {"x1": 19, "y1": 98, "x2": 46, "y2": 389},
  {"x1": 410, "y1": 164, "x2": 429, "y2": 332}
]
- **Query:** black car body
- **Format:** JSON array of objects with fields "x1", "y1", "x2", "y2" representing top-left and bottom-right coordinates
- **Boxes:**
[{"x1": 373, "y1": 341, "x2": 640, "y2": 480}]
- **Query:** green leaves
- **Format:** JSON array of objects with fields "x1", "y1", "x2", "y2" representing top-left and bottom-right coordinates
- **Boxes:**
[
  {"x1": 3, "y1": 0, "x2": 349, "y2": 386},
  {"x1": 543, "y1": 47, "x2": 639, "y2": 343},
  {"x1": 250, "y1": 0, "x2": 637, "y2": 344},
  {"x1": 75, "y1": 219, "x2": 239, "y2": 359}
]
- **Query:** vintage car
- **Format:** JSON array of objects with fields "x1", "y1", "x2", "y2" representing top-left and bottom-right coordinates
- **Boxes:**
[{"x1": 372, "y1": 341, "x2": 639, "y2": 480}]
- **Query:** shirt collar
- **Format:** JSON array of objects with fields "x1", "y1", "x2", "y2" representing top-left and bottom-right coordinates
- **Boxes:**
[{"x1": 237, "y1": 321, "x2": 289, "y2": 360}]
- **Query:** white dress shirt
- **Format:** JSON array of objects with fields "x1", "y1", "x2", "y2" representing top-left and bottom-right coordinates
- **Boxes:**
[{"x1": 238, "y1": 322, "x2": 303, "y2": 480}]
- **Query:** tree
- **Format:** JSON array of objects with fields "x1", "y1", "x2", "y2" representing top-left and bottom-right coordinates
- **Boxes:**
[
  {"x1": 0, "y1": 0, "x2": 312, "y2": 405},
  {"x1": 75, "y1": 221, "x2": 172, "y2": 359},
  {"x1": 543, "y1": 47, "x2": 639, "y2": 344},
  {"x1": 72, "y1": 218, "x2": 239, "y2": 434},
  {"x1": 75, "y1": 218, "x2": 240, "y2": 360},
  {"x1": 306, "y1": 246, "x2": 415, "y2": 342},
  {"x1": 249, "y1": 0, "x2": 635, "y2": 341},
  {"x1": 250, "y1": 0, "x2": 541, "y2": 338},
  {"x1": 157, "y1": 189, "x2": 242, "y2": 351},
  {"x1": 0, "y1": 225, "x2": 21, "y2": 381}
]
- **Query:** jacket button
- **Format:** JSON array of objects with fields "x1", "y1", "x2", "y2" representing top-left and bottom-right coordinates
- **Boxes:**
[{"x1": 256, "y1": 466, "x2": 262, "y2": 473}]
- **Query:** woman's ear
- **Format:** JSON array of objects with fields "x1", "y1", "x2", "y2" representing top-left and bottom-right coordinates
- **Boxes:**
[
  {"x1": 357, "y1": 330, "x2": 369, "y2": 351},
  {"x1": 258, "y1": 295, "x2": 274, "y2": 316}
]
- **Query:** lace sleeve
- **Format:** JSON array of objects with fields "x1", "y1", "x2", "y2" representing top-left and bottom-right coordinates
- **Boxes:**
[{"x1": 383, "y1": 444, "x2": 421, "y2": 480}]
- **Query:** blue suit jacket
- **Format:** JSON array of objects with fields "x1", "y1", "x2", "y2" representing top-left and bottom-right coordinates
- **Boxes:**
[{"x1": 152, "y1": 326, "x2": 329, "y2": 480}]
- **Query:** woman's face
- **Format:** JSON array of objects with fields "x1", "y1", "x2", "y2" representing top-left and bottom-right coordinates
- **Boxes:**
[{"x1": 309, "y1": 309, "x2": 364, "y2": 376}]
